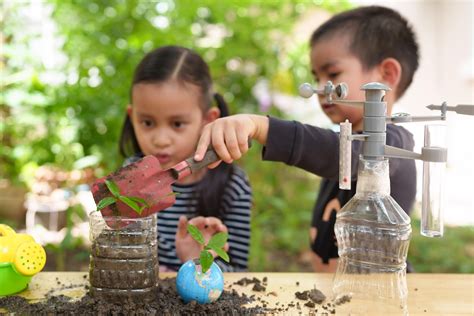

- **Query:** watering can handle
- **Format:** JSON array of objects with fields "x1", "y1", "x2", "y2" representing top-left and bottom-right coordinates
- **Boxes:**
[{"x1": 0, "y1": 224, "x2": 16, "y2": 237}]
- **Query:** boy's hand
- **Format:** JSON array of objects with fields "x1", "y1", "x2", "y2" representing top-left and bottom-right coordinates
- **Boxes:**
[
  {"x1": 175, "y1": 216, "x2": 229, "y2": 263},
  {"x1": 194, "y1": 114, "x2": 269, "y2": 168}
]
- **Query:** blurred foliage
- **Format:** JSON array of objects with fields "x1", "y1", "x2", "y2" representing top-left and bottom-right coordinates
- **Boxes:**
[
  {"x1": 408, "y1": 218, "x2": 474, "y2": 273},
  {"x1": 2, "y1": 0, "x2": 349, "y2": 272},
  {"x1": 4, "y1": 0, "x2": 472, "y2": 274}
]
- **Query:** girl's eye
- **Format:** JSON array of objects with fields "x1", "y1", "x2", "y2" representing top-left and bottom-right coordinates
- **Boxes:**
[
  {"x1": 328, "y1": 72, "x2": 340, "y2": 79},
  {"x1": 141, "y1": 119, "x2": 154, "y2": 128}
]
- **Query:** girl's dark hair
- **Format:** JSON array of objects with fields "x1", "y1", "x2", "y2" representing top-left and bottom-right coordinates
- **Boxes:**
[
  {"x1": 119, "y1": 45, "x2": 232, "y2": 217},
  {"x1": 310, "y1": 6, "x2": 419, "y2": 99}
]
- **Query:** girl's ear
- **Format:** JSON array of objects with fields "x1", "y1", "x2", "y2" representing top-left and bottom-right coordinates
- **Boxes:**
[
  {"x1": 203, "y1": 107, "x2": 220, "y2": 124},
  {"x1": 378, "y1": 58, "x2": 402, "y2": 94},
  {"x1": 127, "y1": 105, "x2": 133, "y2": 118}
]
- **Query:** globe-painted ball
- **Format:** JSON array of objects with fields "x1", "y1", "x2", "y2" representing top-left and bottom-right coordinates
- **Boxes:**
[{"x1": 176, "y1": 260, "x2": 224, "y2": 304}]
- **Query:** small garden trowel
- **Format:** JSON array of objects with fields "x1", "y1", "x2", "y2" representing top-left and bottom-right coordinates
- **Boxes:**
[{"x1": 91, "y1": 147, "x2": 221, "y2": 219}]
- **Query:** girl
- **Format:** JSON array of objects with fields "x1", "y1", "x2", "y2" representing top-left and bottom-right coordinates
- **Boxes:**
[{"x1": 119, "y1": 46, "x2": 252, "y2": 272}]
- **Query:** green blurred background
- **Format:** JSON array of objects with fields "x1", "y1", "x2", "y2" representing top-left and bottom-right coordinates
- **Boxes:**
[{"x1": 1, "y1": 0, "x2": 472, "y2": 273}]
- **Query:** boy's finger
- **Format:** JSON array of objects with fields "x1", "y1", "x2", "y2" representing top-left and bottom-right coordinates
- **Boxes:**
[
  {"x1": 237, "y1": 130, "x2": 249, "y2": 154},
  {"x1": 224, "y1": 128, "x2": 242, "y2": 160},
  {"x1": 211, "y1": 123, "x2": 232, "y2": 163},
  {"x1": 195, "y1": 125, "x2": 212, "y2": 161},
  {"x1": 176, "y1": 216, "x2": 188, "y2": 238},
  {"x1": 207, "y1": 161, "x2": 222, "y2": 169}
]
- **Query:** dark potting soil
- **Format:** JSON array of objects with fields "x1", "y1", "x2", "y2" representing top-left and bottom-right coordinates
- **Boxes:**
[
  {"x1": 0, "y1": 277, "x2": 271, "y2": 316},
  {"x1": 295, "y1": 287, "x2": 326, "y2": 304},
  {"x1": 90, "y1": 227, "x2": 159, "y2": 295},
  {"x1": 232, "y1": 276, "x2": 352, "y2": 314}
]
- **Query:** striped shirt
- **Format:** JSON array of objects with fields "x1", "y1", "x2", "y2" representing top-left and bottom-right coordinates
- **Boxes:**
[
  {"x1": 157, "y1": 166, "x2": 252, "y2": 272},
  {"x1": 123, "y1": 155, "x2": 252, "y2": 272}
]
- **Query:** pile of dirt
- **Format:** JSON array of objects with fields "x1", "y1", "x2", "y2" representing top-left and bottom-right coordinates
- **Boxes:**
[
  {"x1": 231, "y1": 276, "x2": 352, "y2": 314},
  {"x1": 1, "y1": 276, "x2": 352, "y2": 315},
  {"x1": 0, "y1": 277, "x2": 272, "y2": 315},
  {"x1": 234, "y1": 276, "x2": 267, "y2": 292}
]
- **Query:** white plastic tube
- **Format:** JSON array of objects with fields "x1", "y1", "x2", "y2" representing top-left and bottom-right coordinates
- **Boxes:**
[
  {"x1": 421, "y1": 124, "x2": 446, "y2": 237},
  {"x1": 339, "y1": 120, "x2": 352, "y2": 190}
]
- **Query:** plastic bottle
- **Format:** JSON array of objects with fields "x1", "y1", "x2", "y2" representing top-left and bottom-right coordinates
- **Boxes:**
[
  {"x1": 89, "y1": 212, "x2": 159, "y2": 301},
  {"x1": 333, "y1": 157, "x2": 411, "y2": 314}
]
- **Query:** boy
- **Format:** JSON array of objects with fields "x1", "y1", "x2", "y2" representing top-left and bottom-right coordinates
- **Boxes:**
[{"x1": 195, "y1": 6, "x2": 419, "y2": 272}]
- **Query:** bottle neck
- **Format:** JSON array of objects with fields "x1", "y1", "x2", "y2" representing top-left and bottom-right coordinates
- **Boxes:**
[{"x1": 355, "y1": 157, "x2": 390, "y2": 196}]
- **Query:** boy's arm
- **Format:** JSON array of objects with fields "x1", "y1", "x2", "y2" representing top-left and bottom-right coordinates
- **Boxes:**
[
  {"x1": 385, "y1": 124, "x2": 415, "y2": 176},
  {"x1": 196, "y1": 115, "x2": 413, "y2": 179},
  {"x1": 263, "y1": 117, "x2": 348, "y2": 179},
  {"x1": 264, "y1": 118, "x2": 415, "y2": 179}
]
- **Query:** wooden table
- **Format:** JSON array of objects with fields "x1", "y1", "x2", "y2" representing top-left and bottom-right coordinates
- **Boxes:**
[{"x1": 8, "y1": 272, "x2": 474, "y2": 314}]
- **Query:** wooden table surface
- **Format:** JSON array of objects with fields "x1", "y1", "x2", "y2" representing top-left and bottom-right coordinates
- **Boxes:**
[{"x1": 8, "y1": 272, "x2": 474, "y2": 315}]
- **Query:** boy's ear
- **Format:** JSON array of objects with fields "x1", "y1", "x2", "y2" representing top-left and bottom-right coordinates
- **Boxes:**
[
  {"x1": 204, "y1": 107, "x2": 220, "y2": 124},
  {"x1": 379, "y1": 58, "x2": 402, "y2": 93}
]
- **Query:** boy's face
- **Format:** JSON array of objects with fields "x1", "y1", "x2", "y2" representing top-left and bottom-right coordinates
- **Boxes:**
[{"x1": 310, "y1": 35, "x2": 382, "y2": 129}]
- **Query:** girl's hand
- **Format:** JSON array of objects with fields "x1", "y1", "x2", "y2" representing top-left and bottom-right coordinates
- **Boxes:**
[
  {"x1": 194, "y1": 114, "x2": 269, "y2": 168},
  {"x1": 175, "y1": 216, "x2": 229, "y2": 263}
]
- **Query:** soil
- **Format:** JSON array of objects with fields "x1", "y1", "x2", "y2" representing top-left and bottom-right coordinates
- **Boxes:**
[
  {"x1": 231, "y1": 276, "x2": 352, "y2": 314},
  {"x1": 89, "y1": 224, "x2": 159, "y2": 301},
  {"x1": 0, "y1": 277, "x2": 269, "y2": 315},
  {"x1": 1, "y1": 276, "x2": 353, "y2": 315},
  {"x1": 295, "y1": 287, "x2": 326, "y2": 304}
]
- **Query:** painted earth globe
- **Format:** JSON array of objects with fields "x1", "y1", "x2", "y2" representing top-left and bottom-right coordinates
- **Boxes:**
[{"x1": 176, "y1": 260, "x2": 224, "y2": 304}]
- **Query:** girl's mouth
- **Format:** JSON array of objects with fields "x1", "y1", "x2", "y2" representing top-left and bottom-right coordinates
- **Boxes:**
[{"x1": 156, "y1": 154, "x2": 171, "y2": 165}]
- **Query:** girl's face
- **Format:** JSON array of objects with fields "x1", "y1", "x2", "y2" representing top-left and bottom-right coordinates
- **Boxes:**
[
  {"x1": 310, "y1": 35, "x2": 383, "y2": 130},
  {"x1": 130, "y1": 81, "x2": 218, "y2": 172}
]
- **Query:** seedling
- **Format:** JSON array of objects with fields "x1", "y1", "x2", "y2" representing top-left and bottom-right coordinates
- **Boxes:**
[
  {"x1": 95, "y1": 179, "x2": 178, "y2": 216},
  {"x1": 96, "y1": 179, "x2": 150, "y2": 215},
  {"x1": 187, "y1": 224, "x2": 229, "y2": 273}
]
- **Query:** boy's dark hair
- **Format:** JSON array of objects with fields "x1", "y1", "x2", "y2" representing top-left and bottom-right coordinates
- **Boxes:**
[
  {"x1": 119, "y1": 45, "x2": 232, "y2": 217},
  {"x1": 310, "y1": 5, "x2": 419, "y2": 99}
]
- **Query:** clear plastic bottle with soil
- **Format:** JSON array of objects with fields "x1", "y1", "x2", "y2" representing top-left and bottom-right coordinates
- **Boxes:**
[
  {"x1": 89, "y1": 212, "x2": 159, "y2": 301},
  {"x1": 333, "y1": 157, "x2": 411, "y2": 314}
]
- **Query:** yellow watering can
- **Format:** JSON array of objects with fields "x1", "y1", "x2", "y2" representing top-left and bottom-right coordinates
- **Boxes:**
[{"x1": 0, "y1": 224, "x2": 46, "y2": 296}]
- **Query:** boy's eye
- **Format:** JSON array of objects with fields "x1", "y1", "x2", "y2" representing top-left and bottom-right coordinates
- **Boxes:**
[
  {"x1": 328, "y1": 72, "x2": 340, "y2": 79},
  {"x1": 173, "y1": 121, "x2": 184, "y2": 128}
]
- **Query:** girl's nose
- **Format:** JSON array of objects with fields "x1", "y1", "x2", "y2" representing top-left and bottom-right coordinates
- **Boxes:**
[{"x1": 151, "y1": 131, "x2": 172, "y2": 148}]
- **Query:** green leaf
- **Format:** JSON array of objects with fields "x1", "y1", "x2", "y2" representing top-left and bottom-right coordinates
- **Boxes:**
[
  {"x1": 187, "y1": 224, "x2": 205, "y2": 245},
  {"x1": 199, "y1": 250, "x2": 213, "y2": 273},
  {"x1": 127, "y1": 196, "x2": 149, "y2": 208},
  {"x1": 105, "y1": 180, "x2": 121, "y2": 197},
  {"x1": 118, "y1": 196, "x2": 141, "y2": 214},
  {"x1": 207, "y1": 232, "x2": 228, "y2": 250},
  {"x1": 96, "y1": 197, "x2": 117, "y2": 210},
  {"x1": 213, "y1": 247, "x2": 230, "y2": 263}
]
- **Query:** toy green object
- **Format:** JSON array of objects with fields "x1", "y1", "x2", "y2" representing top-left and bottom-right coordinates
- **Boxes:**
[{"x1": 0, "y1": 224, "x2": 46, "y2": 296}]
